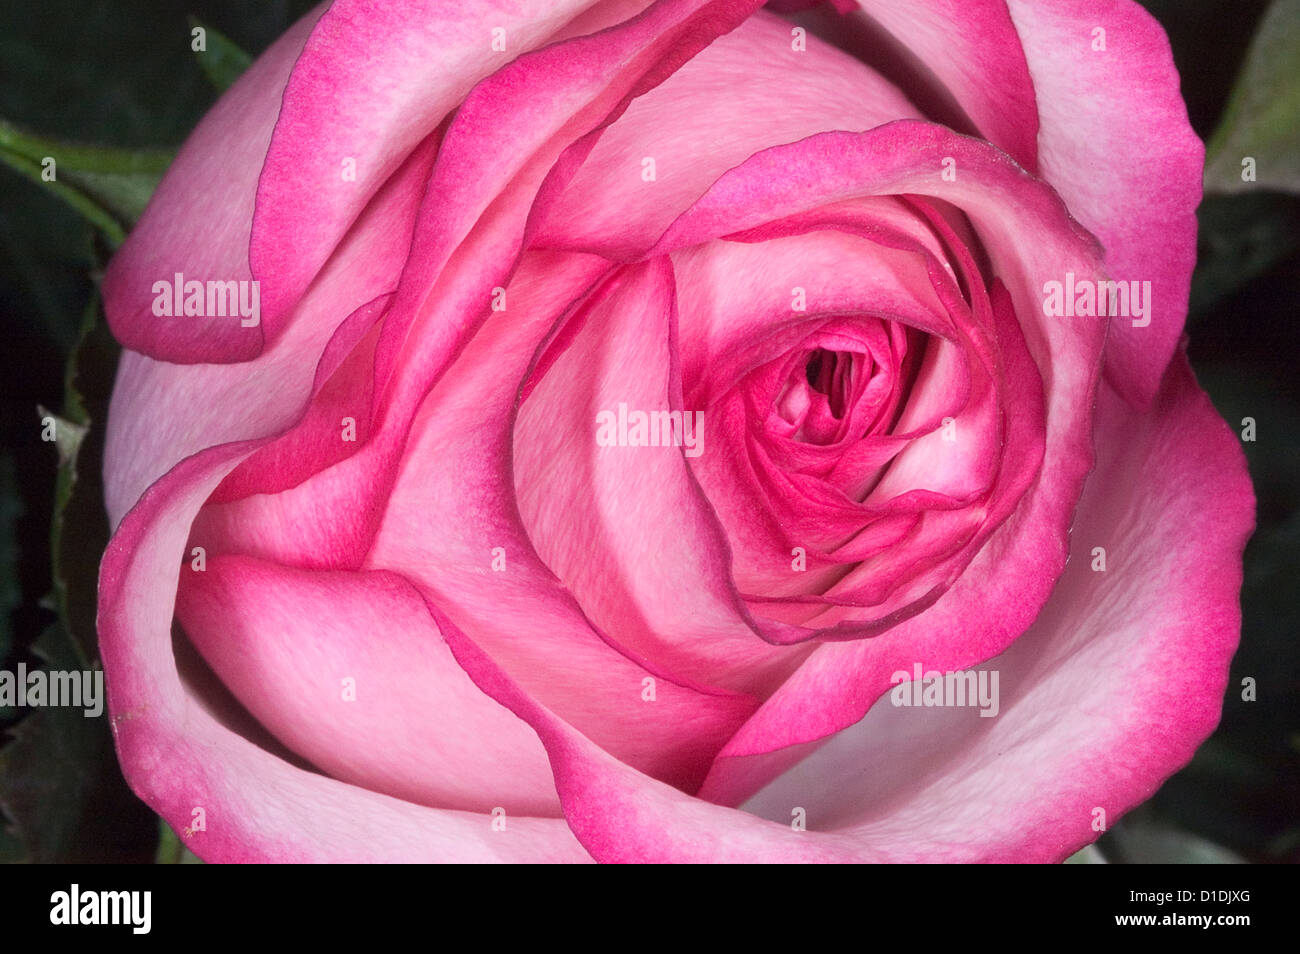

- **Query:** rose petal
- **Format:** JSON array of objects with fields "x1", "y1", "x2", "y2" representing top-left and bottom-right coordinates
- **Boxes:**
[
  {"x1": 533, "y1": 8, "x2": 922, "y2": 258},
  {"x1": 514, "y1": 252, "x2": 810, "y2": 695},
  {"x1": 99, "y1": 444, "x2": 590, "y2": 862},
  {"x1": 100, "y1": 7, "x2": 326, "y2": 363},
  {"x1": 249, "y1": 0, "x2": 629, "y2": 332},
  {"x1": 847, "y1": 0, "x2": 1039, "y2": 170},
  {"x1": 1005, "y1": 0, "x2": 1203, "y2": 406},
  {"x1": 176, "y1": 555, "x2": 563, "y2": 814},
  {"x1": 104, "y1": 131, "x2": 441, "y2": 526}
]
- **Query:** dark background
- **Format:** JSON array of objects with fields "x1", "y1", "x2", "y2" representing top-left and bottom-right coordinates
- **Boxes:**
[{"x1": 0, "y1": 0, "x2": 1296, "y2": 863}]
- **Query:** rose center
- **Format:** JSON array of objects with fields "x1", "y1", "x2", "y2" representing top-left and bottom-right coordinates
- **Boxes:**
[
  {"x1": 771, "y1": 335, "x2": 892, "y2": 447},
  {"x1": 803, "y1": 348, "x2": 855, "y2": 420}
]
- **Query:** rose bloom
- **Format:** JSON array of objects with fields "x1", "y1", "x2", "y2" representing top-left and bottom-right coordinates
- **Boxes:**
[{"x1": 98, "y1": 0, "x2": 1254, "y2": 862}]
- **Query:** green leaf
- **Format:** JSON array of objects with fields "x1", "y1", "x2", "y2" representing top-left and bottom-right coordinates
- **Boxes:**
[
  {"x1": 0, "y1": 455, "x2": 20, "y2": 667},
  {"x1": 1064, "y1": 845, "x2": 1108, "y2": 864},
  {"x1": 0, "y1": 623, "x2": 155, "y2": 862},
  {"x1": 0, "y1": 819, "x2": 24, "y2": 863},
  {"x1": 45, "y1": 297, "x2": 120, "y2": 665},
  {"x1": 188, "y1": 17, "x2": 253, "y2": 93},
  {"x1": 0, "y1": 117, "x2": 171, "y2": 243},
  {"x1": 0, "y1": 150, "x2": 124, "y2": 246},
  {"x1": 1113, "y1": 817, "x2": 1246, "y2": 863},
  {"x1": 156, "y1": 817, "x2": 205, "y2": 864},
  {"x1": 1204, "y1": 0, "x2": 1300, "y2": 194},
  {"x1": 0, "y1": 292, "x2": 154, "y2": 863},
  {"x1": 1189, "y1": 193, "x2": 1300, "y2": 317}
]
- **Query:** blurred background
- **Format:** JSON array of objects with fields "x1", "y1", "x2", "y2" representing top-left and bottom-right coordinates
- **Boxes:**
[{"x1": 0, "y1": 0, "x2": 1296, "y2": 863}]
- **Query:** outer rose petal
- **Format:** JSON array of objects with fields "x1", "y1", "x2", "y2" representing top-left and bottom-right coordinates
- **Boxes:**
[
  {"x1": 99, "y1": 444, "x2": 591, "y2": 862},
  {"x1": 250, "y1": 0, "x2": 636, "y2": 332},
  {"x1": 533, "y1": 8, "x2": 922, "y2": 258},
  {"x1": 433, "y1": 353, "x2": 1252, "y2": 861},
  {"x1": 103, "y1": 0, "x2": 666, "y2": 363},
  {"x1": 849, "y1": 0, "x2": 1039, "y2": 171},
  {"x1": 104, "y1": 132, "x2": 440, "y2": 527},
  {"x1": 100, "y1": 7, "x2": 326, "y2": 363},
  {"x1": 175, "y1": 555, "x2": 563, "y2": 815},
  {"x1": 1005, "y1": 0, "x2": 1203, "y2": 406}
]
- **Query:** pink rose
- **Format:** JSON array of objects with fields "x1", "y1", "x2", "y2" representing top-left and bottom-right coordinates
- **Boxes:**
[{"x1": 99, "y1": 0, "x2": 1254, "y2": 862}]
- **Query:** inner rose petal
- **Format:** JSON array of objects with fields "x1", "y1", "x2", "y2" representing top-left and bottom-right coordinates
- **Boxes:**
[
  {"x1": 761, "y1": 320, "x2": 918, "y2": 452},
  {"x1": 513, "y1": 259, "x2": 813, "y2": 695},
  {"x1": 666, "y1": 189, "x2": 1048, "y2": 646}
]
